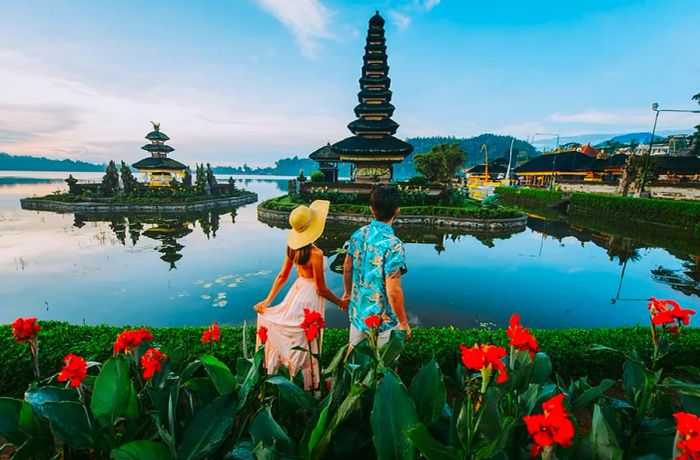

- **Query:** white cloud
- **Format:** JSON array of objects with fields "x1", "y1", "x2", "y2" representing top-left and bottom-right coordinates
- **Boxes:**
[
  {"x1": 548, "y1": 108, "x2": 700, "y2": 129},
  {"x1": 422, "y1": 0, "x2": 441, "y2": 10},
  {"x1": 388, "y1": 10, "x2": 411, "y2": 30},
  {"x1": 0, "y1": 50, "x2": 349, "y2": 165},
  {"x1": 253, "y1": 0, "x2": 333, "y2": 58}
]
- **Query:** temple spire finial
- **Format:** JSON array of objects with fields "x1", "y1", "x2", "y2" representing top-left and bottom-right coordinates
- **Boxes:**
[{"x1": 151, "y1": 121, "x2": 160, "y2": 131}]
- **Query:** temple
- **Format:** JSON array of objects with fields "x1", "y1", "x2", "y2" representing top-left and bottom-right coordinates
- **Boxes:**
[
  {"x1": 330, "y1": 11, "x2": 413, "y2": 183},
  {"x1": 309, "y1": 143, "x2": 340, "y2": 182},
  {"x1": 132, "y1": 122, "x2": 187, "y2": 186}
]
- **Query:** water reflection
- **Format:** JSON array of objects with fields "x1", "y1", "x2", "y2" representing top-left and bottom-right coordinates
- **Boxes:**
[{"x1": 71, "y1": 209, "x2": 239, "y2": 269}]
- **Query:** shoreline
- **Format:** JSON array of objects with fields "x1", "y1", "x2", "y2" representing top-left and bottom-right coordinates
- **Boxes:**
[{"x1": 19, "y1": 192, "x2": 258, "y2": 214}]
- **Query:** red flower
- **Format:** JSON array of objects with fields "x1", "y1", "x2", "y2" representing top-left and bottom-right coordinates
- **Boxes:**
[
  {"x1": 300, "y1": 308, "x2": 325, "y2": 342},
  {"x1": 140, "y1": 348, "x2": 167, "y2": 380},
  {"x1": 12, "y1": 317, "x2": 40, "y2": 343},
  {"x1": 114, "y1": 327, "x2": 154, "y2": 354},
  {"x1": 257, "y1": 326, "x2": 268, "y2": 344},
  {"x1": 201, "y1": 323, "x2": 221, "y2": 345},
  {"x1": 523, "y1": 393, "x2": 575, "y2": 458},
  {"x1": 675, "y1": 412, "x2": 700, "y2": 460},
  {"x1": 57, "y1": 354, "x2": 87, "y2": 388},
  {"x1": 506, "y1": 314, "x2": 539, "y2": 359},
  {"x1": 364, "y1": 314, "x2": 382, "y2": 329},
  {"x1": 649, "y1": 298, "x2": 695, "y2": 327},
  {"x1": 325, "y1": 379, "x2": 332, "y2": 390},
  {"x1": 460, "y1": 343, "x2": 508, "y2": 384}
]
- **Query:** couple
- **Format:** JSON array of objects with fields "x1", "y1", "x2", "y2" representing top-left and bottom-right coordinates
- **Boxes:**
[{"x1": 254, "y1": 186, "x2": 410, "y2": 389}]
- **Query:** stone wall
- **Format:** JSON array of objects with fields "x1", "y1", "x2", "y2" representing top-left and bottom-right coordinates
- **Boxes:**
[
  {"x1": 258, "y1": 206, "x2": 528, "y2": 232},
  {"x1": 557, "y1": 182, "x2": 700, "y2": 201},
  {"x1": 20, "y1": 193, "x2": 258, "y2": 214}
]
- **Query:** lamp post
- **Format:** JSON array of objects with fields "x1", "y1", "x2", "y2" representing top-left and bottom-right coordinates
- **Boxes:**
[
  {"x1": 505, "y1": 137, "x2": 516, "y2": 185},
  {"x1": 534, "y1": 133, "x2": 561, "y2": 189},
  {"x1": 639, "y1": 103, "x2": 700, "y2": 195}
]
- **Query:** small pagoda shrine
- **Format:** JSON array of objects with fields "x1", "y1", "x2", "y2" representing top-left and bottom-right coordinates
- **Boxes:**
[
  {"x1": 309, "y1": 143, "x2": 340, "y2": 182},
  {"x1": 330, "y1": 11, "x2": 413, "y2": 183},
  {"x1": 132, "y1": 122, "x2": 187, "y2": 187}
]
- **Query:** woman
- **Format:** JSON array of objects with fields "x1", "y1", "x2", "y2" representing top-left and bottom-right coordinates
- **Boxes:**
[{"x1": 255, "y1": 200, "x2": 346, "y2": 390}]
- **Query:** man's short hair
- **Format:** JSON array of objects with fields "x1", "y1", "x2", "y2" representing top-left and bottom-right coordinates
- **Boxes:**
[{"x1": 370, "y1": 186, "x2": 401, "y2": 221}]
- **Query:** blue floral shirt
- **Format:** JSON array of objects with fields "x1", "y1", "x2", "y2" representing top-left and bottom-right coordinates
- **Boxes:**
[{"x1": 347, "y1": 220, "x2": 407, "y2": 333}]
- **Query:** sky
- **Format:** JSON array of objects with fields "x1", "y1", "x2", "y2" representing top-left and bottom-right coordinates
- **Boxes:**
[{"x1": 0, "y1": 0, "x2": 699, "y2": 166}]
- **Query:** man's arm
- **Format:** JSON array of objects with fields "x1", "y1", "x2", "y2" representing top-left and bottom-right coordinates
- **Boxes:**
[
  {"x1": 385, "y1": 272, "x2": 411, "y2": 338},
  {"x1": 342, "y1": 254, "x2": 353, "y2": 302}
]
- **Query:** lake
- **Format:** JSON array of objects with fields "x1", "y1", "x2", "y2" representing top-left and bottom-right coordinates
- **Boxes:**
[{"x1": 1, "y1": 171, "x2": 698, "y2": 330}]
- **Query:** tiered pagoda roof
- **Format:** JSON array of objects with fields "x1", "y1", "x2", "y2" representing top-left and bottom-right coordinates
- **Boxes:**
[
  {"x1": 132, "y1": 122, "x2": 186, "y2": 171},
  {"x1": 331, "y1": 11, "x2": 413, "y2": 160},
  {"x1": 309, "y1": 143, "x2": 340, "y2": 162}
]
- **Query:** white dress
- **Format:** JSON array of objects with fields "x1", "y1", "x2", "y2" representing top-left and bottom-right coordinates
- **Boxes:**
[{"x1": 256, "y1": 260, "x2": 326, "y2": 390}]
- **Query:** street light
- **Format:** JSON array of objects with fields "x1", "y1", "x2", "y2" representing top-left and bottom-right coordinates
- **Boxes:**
[{"x1": 639, "y1": 103, "x2": 700, "y2": 195}]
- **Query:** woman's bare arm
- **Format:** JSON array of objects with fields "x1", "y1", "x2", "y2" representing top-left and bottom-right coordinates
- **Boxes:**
[
  {"x1": 312, "y1": 251, "x2": 346, "y2": 309},
  {"x1": 254, "y1": 252, "x2": 294, "y2": 313}
]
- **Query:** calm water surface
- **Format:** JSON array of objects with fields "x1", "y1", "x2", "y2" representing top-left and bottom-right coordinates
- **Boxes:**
[{"x1": 1, "y1": 171, "x2": 698, "y2": 329}]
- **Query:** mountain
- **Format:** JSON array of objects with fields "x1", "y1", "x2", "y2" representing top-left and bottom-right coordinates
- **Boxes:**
[
  {"x1": 214, "y1": 134, "x2": 537, "y2": 179},
  {"x1": 606, "y1": 132, "x2": 665, "y2": 145},
  {"x1": 0, "y1": 152, "x2": 105, "y2": 172},
  {"x1": 536, "y1": 130, "x2": 691, "y2": 149},
  {"x1": 213, "y1": 156, "x2": 351, "y2": 177}
]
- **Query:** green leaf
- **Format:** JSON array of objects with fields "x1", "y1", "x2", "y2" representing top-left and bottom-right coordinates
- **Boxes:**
[
  {"x1": 531, "y1": 352, "x2": 552, "y2": 384},
  {"x1": 406, "y1": 423, "x2": 461, "y2": 460},
  {"x1": 409, "y1": 359, "x2": 446, "y2": 426},
  {"x1": 371, "y1": 370, "x2": 418, "y2": 460},
  {"x1": 475, "y1": 416, "x2": 515, "y2": 459},
  {"x1": 43, "y1": 401, "x2": 94, "y2": 449},
  {"x1": 238, "y1": 348, "x2": 265, "y2": 411},
  {"x1": 623, "y1": 359, "x2": 645, "y2": 404},
  {"x1": 24, "y1": 386, "x2": 79, "y2": 419},
  {"x1": 265, "y1": 375, "x2": 314, "y2": 415},
  {"x1": 111, "y1": 440, "x2": 171, "y2": 460},
  {"x1": 323, "y1": 343, "x2": 349, "y2": 375},
  {"x1": 200, "y1": 354, "x2": 238, "y2": 395},
  {"x1": 91, "y1": 357, "x2": 131, "y2": 428},
  {"x1": 572, "y1": 379, "x2": 615, "y2": 410},
  {"x1": 0, "y1": 397, "x2": 25, "y2": 444},
  {"x1": 379, "y1": 330, "x2": 406, "y2": 368},
  {"x1": 176, "y1": 393, "x2": 236, "y2": 460},
  {"x1": 589, "y1": 404, "x2": 623, "y2": 460},
  {"x1": 249, "y1": 406, "x2": 295, "y2": 455},
  {"x1": 306, "y1": 397, "x2": 331, "y2": 455},
  {"x1": 311, "y1": 384, "x2": 367, "y2": 460}
]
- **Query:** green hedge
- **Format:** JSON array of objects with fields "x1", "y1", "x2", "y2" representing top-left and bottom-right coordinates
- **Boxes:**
[
  {"x1": 568, "y1": 192, "x2": 700, "y2": 233},
  {"x1": 260, "y1": 195, "x2": 522, "y2": 220},
  {"x1": 496, "y1": 187, "x2": 564, "y2": 209},
  {"x1": 497, "y1": 186, "x2": 700, "y2": 233},
  {"x1": 3, "y1": 322, "x2": 700, "y2": 397},
  {"x1": 34, "y1": 190, "x2": 255, "y2": 205}
]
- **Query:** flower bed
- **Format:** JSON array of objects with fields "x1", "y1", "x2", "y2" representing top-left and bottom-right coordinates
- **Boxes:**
[
  {"x1": 0, "y1": 302, "x2": 699, "y2": 458},
  {"x1": 2, "y1": 298, "x2": 699, "y2": 459}
]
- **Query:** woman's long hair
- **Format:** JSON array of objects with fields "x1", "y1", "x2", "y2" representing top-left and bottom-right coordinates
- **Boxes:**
[{"x1": 287, "y1": 244, "x2": 312, "y2": 265}]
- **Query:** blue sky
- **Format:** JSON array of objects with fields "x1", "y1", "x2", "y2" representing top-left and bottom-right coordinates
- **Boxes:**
[{"x1": 0, "y1": 0, "x2": 699, "y2": 166}]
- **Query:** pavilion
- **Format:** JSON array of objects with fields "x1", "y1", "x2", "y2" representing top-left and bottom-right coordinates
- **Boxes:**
[
  {"x1": 132, "y1": 122, "x2": 187, "y2": 187},
  {"x1": 327, "y1": 11, "x2": 413, "y2": 183},
  {"x1": 309, "y1": 143, "x2": 339, "y2": 183}
]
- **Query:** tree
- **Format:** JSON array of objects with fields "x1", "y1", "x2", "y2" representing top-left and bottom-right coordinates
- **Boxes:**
[
  {"x1": 227, "y1": 177, "x2": 237, "y2": 193},
  {"x1": 120, "y1": 161, "x2": 138, "y2": 194},
  {"x1": 183, "y1": 167, "x2": 192, "y2": 188},
  {"x1": 195, "y1": 164, "x2": 207, "y2": 194},
  {"x1": 413, "y1": 142, "x2": 466, "y2": 183},
  {"x1": 692, "y1": 92, "x2": 700, "y2": 156},
  {"x1": 297, "y1": 169, "x2": 307, "y2": 183},
  {"x1": 310, "y1": 171, "x2": 325, "y2": 183},
  {"x1": 100, "y1": 160, "x2": 120, "y2": 196},
  {"x1": 205, "y1": 163, "x2": 217, "y2": 194}
]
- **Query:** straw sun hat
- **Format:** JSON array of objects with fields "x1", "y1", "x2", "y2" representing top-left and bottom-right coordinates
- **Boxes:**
[{"x1": 287, "y1": 200, "x2": 330, "y2": 250}]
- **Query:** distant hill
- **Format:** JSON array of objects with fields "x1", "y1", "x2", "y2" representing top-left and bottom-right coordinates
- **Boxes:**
[
  {"x1": 607, "y1": 132, "x2": 665, "y2": 145},
  {"x1": 536, "y1": 130, "x2": 691, "y2": 149},
  {"x1": 0, "y1": 152, "x2": 105, "y2": 172},
  {"x1": 213, "y1": 156, "x2": 351, "y2": 177}
]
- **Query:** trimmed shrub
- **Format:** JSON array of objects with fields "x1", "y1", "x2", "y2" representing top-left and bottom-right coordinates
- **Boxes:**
[
  {"x1": 310, "y1": 171, "x2": 325, "y2": 183},
  {"x1": 3, "y1": 322, "x2": 700, "y2": 397}
]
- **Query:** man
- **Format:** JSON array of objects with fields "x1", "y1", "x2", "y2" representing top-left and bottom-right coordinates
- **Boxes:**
[{"x1": 342, "y1": 185, "x2": 411, "y2": 348}]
